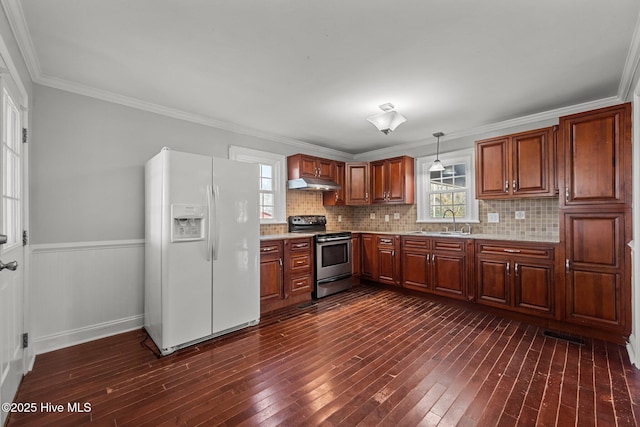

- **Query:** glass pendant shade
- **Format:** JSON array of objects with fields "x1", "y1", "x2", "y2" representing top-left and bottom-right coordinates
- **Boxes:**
[
  {"x1": 367, "y1": 104, "x2": 407, "y2": 134},
  {"x1": 429, "y1": 132, "x2": 445, "y2": 171},
  {"x1": 429, "y1": 159, "x2": 445, "y2": 172}
]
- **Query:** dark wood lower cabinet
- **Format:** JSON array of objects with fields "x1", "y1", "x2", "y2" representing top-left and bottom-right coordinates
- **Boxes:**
[
  {"x1": 360, "y1": 234, "x2": 376, "y2": 279},
  {"x1": 259, "y1": 241, "x2": 284, "y2": 304},
  {"x1": 563, "y1": 211, "x2": 629, "y2": 334},
  {"x1": 475, "y1": 241, "x2": 555, "y2": 317},
  {"x1": 376, "y1": 235, "x2": 400, "y2": 286},
  {"x1": 399, "y1": 236, "x2": 468, "y2": 300},
  {"x1": 260, "y1": 237, "x2": 313, "y2": 313}
]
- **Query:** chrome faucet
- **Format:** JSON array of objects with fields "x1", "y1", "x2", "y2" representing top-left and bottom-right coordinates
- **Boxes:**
[{"x1": 443, "y1": 209, "x2": 456, "y2": 232}]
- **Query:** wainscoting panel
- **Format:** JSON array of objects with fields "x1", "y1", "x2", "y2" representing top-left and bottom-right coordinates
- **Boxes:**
[{"x1": 30, "y1": 240, "x2": 144, "y2": 354}]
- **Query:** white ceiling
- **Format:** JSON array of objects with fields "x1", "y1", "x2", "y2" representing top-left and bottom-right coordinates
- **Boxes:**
[{"x1": 5, "y1": 0, "x2": 640, "y2": 155}]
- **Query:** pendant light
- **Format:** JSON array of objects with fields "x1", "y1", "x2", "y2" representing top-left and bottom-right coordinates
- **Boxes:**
[
  {"x1": 366, "y1": 103, "x2": 407, "y2": 134},
  {"x1": 429, "y1": 132, "x2": 445, "y2": 172}
]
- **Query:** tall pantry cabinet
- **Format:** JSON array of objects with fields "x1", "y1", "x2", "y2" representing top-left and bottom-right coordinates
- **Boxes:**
[{"x1": 558, "y1": 103, "x2": 632, "y2": 339}]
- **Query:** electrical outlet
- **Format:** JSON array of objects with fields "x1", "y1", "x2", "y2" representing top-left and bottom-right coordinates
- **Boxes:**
[
  {"x1": 394, "y1": 213, "x2": 400, "y2": 220},
  {"x1": 338, "y1": 215, "x2": 342, "y2": 222},
  {"x1": 370, "y1": 213, "x2": 376, "y2": 219},
  {"x1": 385, "y1": 214, "x2": 390, "y2": 222},
  {"x1": 487, "y1": 212, "x2": 499, "y2": 223},
  {"x1": 515, "y1": 211, "x2": 525, "y2": 220}
]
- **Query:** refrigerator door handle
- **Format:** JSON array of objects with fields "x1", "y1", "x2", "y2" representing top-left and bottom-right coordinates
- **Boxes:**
[
  {"x1": 212, "y1": 185, "x2": 221, "y2": 261},
  {"x1": 206, "y1": 185, "x2": 213, "y2": 261}
]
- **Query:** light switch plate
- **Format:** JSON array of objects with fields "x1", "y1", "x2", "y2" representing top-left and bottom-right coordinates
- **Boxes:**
[
  {"x1": 370, "y1": 213, "x2": 376, "y2": 219},
  {"x1": 394, "y1": 213, "x2": 400, "y2": 220},
  {"x1": 487, "y1": 212, "x2": 499, "y2": 223},
  {"x1": 338, "y1": 215, "x2": 342, "y2": 222},
  {"x1": 384, "y1": 214, "x2": 390, "y2": 222},
  {"x1": 515, "y1": 211, "x2": 525, "y2": 220}
]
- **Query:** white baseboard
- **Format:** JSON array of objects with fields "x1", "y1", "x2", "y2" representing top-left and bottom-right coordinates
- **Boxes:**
[{"x1": 32, "y1": 314, "x2": 144, "y2": 355}]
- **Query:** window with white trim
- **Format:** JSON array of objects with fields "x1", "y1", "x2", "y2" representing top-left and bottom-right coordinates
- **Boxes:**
[
  {"x1": 229, "y1": 146, "x2": 286, "y2": 224},
  {"x1": 416, "y1": 149, "x2": 478, "y2": 223},
  {"x1": 2, "y1": 85, "x2": 21, "y2": 249}
]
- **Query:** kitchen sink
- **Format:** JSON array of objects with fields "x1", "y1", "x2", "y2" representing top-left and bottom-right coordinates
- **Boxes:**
[{"x1": 409, "y1": 230, "x2": 471, "y2": 236}]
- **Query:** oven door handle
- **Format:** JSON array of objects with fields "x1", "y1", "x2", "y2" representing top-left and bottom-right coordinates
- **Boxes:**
[
  {"x1": 317, "y1": 273, "x2": 352, "y2": 285},
  {"x1": 316, "y1": 236, "x2": 351, "y2": 243}
]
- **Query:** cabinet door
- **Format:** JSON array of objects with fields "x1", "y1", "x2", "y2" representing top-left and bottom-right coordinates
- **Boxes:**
[
  {"x1": 376, "y1": 236, "x2": 399, "y2": 285},
  {"x1": 512, "y1": 128, "x2": 553, "y2": 196},
  {"x1": 370, "y1": 161, "x2": 387, "y2": 204},
  {"x1": 345, "y1": 163, "x2": 370, "y2": 205},
  {"x1": 299, "y1": 155, "x2": 320, "y2": 178},
  {"x1": 513, "y1": 260, "x2": 553, "y2": 315},
  {"x1": 402, "y1": 251, "x2": 430, "y2": 291},
  {"x1": 260, "y1": 243, "x2": 283, "y2": 302},
  {"x1": 564, "y1": 212, "x2": 627, "y2": 330},
  {"x1": 560, "y1": 103, "x2": 631, "y2": 206},
  {"x1": 475, "y1": 137, "x2": 510, "y2": 198},
  {"x1": 401, "y1": 237, "x2": 430, "y2": 291},
  {"x1": 316, "y1": 158, "x2": 335, "y2": 180},
  {"x1": 476, "y1": 256, "x2": 510, "y2": 307},
  {"x1": 351, "y1": 235, "x2": 361, "y2": 277},
  {"x1": 432, "y1": 253, "x2": 466, "y2": 299},
  {"x1": 360, "y1": 234, "x2": 376, "y2": 279},
  {"x1": 386, "y1": 157, "x2": 407, "y2": 203},
  {"x1": 323, "y1": 161, "x2": 345, "y2": 206}
]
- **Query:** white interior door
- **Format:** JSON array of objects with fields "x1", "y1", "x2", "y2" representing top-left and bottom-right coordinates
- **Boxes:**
[{"x1": 0, "y1": 77, "x2": 25, "y2": 425}]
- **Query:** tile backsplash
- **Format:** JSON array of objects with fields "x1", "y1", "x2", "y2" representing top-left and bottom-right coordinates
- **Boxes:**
[{"x1": 260, "y1": 190, "x2": 560, "y2": 240}]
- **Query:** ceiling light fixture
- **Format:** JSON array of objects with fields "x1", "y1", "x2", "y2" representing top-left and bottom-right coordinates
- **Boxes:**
[
  {"x1": 429, "y1": 132, "x2": 445, "y2": 172},
  {"x1": 366, "y1": 102, "x2": 407, "y2": 135}
]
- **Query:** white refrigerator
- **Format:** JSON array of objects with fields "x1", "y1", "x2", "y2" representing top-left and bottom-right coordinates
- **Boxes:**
[{"x1": 145, "y1": 148, "x2": 260, "y2": 355}]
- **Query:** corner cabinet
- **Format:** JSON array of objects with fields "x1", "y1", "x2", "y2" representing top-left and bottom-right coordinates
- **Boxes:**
[
  {"x1": 476, "y1": 126, "x2": 556, "y2": 199},
  {"x1": 260, "y1": 237, "x2": 313, "y2": 314},
  {"x1": 370, "y1": 156, "x2": 414, "y2": 204},
  {"x1": 475, "y1": 240, "x2": 556, "y2": 317}
]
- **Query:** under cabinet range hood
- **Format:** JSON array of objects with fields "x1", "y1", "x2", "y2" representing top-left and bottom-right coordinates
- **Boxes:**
[{"x1": 287, "y1": 177, "x2": 341, "y2": 191}]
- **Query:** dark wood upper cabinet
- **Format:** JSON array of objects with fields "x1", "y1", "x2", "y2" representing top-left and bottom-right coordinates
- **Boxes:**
[
  {"x1": 476, "y1": 127, "x2": 555, "y2": 199},
  {"x1": 558, "y1": 103, "x2": 631, "y2": 207},
  {"x1": 370, "y1": 156, "x2": 414, "y2": 204},
  {"x1": 345, "y1": 162, "x2": 370, "y2": 205},
  {"x1": 287, "y1": 154, "x2": 336, "y2": 181},
  {"x1": 322, "y1": 161, "x2": 345, "y2": 206}
]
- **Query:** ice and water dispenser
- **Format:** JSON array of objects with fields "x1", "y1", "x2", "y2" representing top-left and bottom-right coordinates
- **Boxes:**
[{"x1": 171, "y1": 204, "x2": 206, "y2": 242}]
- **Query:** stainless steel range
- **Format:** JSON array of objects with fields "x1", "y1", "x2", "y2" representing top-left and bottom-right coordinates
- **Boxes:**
[{"x1": 288, "y1": 215, "x2": 352, "y2": 298}]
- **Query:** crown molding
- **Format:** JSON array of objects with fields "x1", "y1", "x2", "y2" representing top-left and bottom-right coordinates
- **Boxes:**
[
  {"x1": 1, "y1": 0, "x2": 41, "y2": 82},
  {"x1": 619, "y1": 10, "x2": 640, "y2": 101},
  {"x1": 37, "y1": 74, "x2": 353, "y2": 159},
  {"x1": 354, "y1": 96, "x2": 622, "y2": 161}
]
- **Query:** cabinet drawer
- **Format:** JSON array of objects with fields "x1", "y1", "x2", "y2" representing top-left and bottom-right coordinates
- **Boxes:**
[
  {"x1": 289, "y1": 238, "x2": 312, "y2": 252},
  {"x1": 289, "y1": 275, "x2": 312, "y2": 294},
  {"x1": 260, "y1": 241, "x2": 283, "y2": 261},
  {"x1": 288, "y1": 253, "x2": 311, "y2": 273},
  {"x1": 432, "y1": 239, "x2": 466, "y2": 252},
  {"x1": 377, "y1": 236, "x2": 396, "y2": 247},
  {"x1": 401, "y1": 236, "x2": 430, "y2": 251},
  {"x1": 476, "y1": 241, "x2": 553, "y2": 260}
]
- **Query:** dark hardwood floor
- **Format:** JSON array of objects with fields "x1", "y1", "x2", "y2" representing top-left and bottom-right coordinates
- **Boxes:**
[{"x1": 6, "y1": 285, "x2": 640, "y2": 426}]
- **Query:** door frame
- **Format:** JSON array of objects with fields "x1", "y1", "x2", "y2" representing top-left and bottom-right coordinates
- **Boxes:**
[{"x1": 0, "y1": 25, "x2": 31, "y2": 378}]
